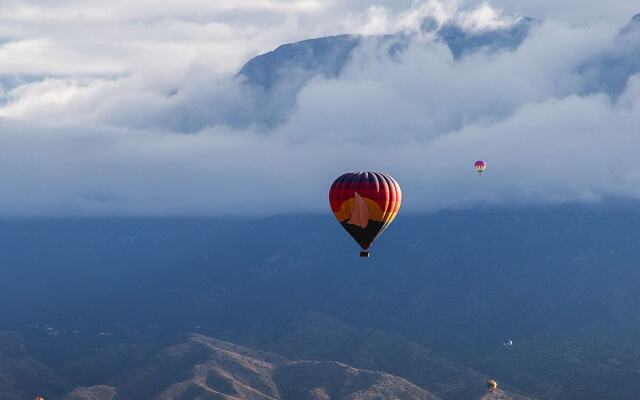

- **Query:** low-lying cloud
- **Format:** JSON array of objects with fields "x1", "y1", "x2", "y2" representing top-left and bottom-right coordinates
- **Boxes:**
[{"x1": 0, "y1": 0, "x2": 639, "y2": 216}]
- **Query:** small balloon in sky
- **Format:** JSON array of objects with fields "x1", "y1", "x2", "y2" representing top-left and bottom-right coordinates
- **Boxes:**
[{"x1": 475, "y1": 160, "x2": 487, "y2": 175}]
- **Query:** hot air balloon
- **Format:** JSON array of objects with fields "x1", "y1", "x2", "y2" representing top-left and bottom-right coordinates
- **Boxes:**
[
  {"x1": 34, "y1": 397, "x2": 45, "y2": 400},
  {"x1": 503, "y1": 339, "x2": 513, "y2": 350},
  {"x1": 486, "y1": 379, "x2": 498, "y2": 392},
  {"x1": 329, "y1": 172, "x2": 401, "y2": 257},
  {"x1": 475, "y1": 160, "x2": 487, "y2": 175}
]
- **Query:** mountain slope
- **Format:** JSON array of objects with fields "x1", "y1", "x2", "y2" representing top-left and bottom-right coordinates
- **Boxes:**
[
  {"x1": 239, "y1": 35, "x2": 361, "y2": 90},
  {"x1": 239, "y1": 18, "x2": 534, "y2": 89},
  {"x1": 60, "y1": 335, "x2": 440, "y2": 400},
  {"x1": 580, "y1": 13, "x2": 640, "y2": 96},
  {"x1": 0, "y1": 332, "x2": 65, "y2": 400},
  {"x1": 62, "y1": 385, "x2": 116, "y2": 400},
  {"x1": 482, "y1": 390, "x2": 533, "y2": 400},
  {"x1": 0, "y1": 330, "x2": 535, "y2": 400},
  {"x1": 258, "y1": 312, "x2": 503, "y2": 400}
]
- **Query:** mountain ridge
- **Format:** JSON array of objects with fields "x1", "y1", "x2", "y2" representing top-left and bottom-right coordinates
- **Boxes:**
[
  {"x1": 238, "y1": 17, "x2": 535, "y2": 89},
  {"x1": 57, "y1": 334, "x2": 443, "y2": 400}
]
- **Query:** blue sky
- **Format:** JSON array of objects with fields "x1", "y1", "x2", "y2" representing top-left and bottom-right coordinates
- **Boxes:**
[{"x1": 0, "y1": 0, "x2": 639, "y2": 216}]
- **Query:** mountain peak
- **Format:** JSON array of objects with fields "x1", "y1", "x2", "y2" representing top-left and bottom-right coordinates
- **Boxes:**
[
  {"x1": 238, "y1": 34, "x2": 361, "y2": 89},
  {"x1": 621, "y1": 13, "x2": 640, "y2": 34}
]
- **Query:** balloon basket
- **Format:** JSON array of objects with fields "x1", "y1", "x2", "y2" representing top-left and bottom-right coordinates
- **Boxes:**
[{"x1": 360, "y1": 251, "x2": 370, "y2": 258}]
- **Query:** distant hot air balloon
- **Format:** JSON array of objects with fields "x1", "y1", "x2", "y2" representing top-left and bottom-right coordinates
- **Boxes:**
[
  {"x1": 34, "y1": 397, "x2": 45, "y2": 400},
  {"x1": 503, "y1": 339, "x2": 513, "y2": 350},
  {"x1": 475, "y1": 160, "x2": 487, "y2": 175},
  {"x1": 487, "y1": 379, "x2": 498, "y2": 392},
  {"x1": 329, "y1": 172, "x2": 401, "y2": 257}
]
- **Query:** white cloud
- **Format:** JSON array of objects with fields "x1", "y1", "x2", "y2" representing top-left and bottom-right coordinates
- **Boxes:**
[
  {"x1": 0, "y1": 1, "x2": 639, "y2": 216},
  {"x1": 457, "y1": 2, "x2": 521, "y2": 31},
  {"x1": 484, "y1": 0, "x2": 637, "y2": 25}
]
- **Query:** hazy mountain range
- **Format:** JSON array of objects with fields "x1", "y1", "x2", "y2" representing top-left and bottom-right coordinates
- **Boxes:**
[{"x1": 2, "y1": 203, "x2": 640, "y2": 398}]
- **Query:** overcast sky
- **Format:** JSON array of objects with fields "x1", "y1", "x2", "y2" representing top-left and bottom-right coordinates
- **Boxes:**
[{"x1": 0, "y1": 0, "x2": 639, "y2": 216}]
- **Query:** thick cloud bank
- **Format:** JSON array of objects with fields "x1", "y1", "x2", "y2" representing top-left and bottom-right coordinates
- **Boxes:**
[{"x1": 0, "y1": 1, "x2": 639, "y2": 216}]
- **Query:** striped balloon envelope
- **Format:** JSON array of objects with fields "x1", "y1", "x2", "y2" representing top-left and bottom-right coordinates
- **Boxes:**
[
  {"x1": 475, "y1": 160, "x2": 487, "y2": 175},
  {"x1": 329, "y1": 172, "x2": 402, "y2": 257}
]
